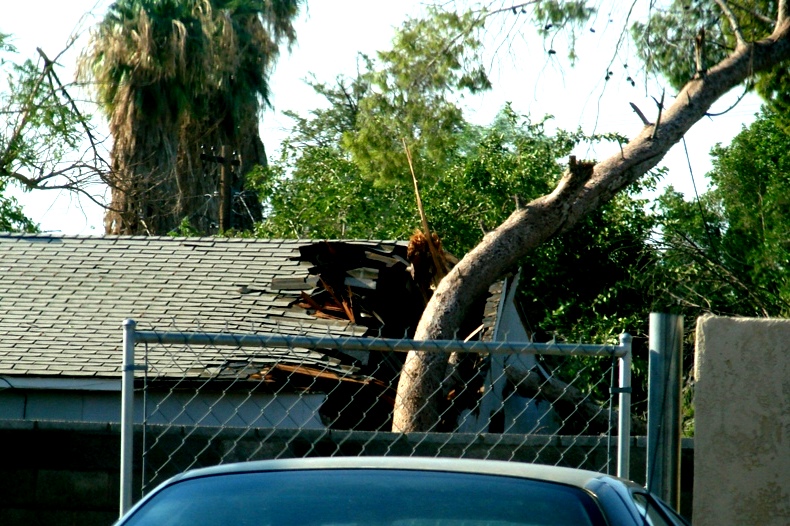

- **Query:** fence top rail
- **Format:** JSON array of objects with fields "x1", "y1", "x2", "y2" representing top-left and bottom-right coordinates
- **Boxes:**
[{"x1": 127, "y1": 324, "x2": 630, "y2": 358}]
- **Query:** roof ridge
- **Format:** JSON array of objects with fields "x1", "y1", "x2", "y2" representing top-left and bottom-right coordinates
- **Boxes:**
[{"x1": 0, "y1": 233, "x2": 408, "y2": 244}]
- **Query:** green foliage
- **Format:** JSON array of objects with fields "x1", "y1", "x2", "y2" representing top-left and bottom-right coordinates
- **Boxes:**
[
  {"x1": 424, "y1": 108, "x2": 581, "y2": 255},
  {"x1": 532, "y1": 0, "x2": 596, "y2": 62},
  {"x1": 1, "y1": 33, "x2": 89, "y2": 231},
  {"x1": 711, "y1": 111, "x2": 790, "y2": 300},
  {"x1": 1, "y1": 34, "x2": 87, "y2": 185},
  {"x1": 640, "y1": 109, "x2": 790, "y2": 432},
  {"x1": 254, "y1": 145, "x2": 413, "y2": 239},
  {"x1": 169, "y1": 216, "x2": 203, "y2": 237},
  {"x1": 343, "y1": 8, "x2": 491, "y2": 184},
  {"x1": 652, "y1": 107, "x2": 790, "y2": 317},
  {"x1": 632, "y1": 1, "x2": 786, "y2": 119},
  {"x1": 519, "y1": 190, "x2": 657, "y2": 343},
  {"x1": 754, "y1": 63, "x2": 790, "y2": 131},
  {"x1": 0, "y1": 180, "x2": 37, "y2": 232},
  {"x1": 682, "y1": 379, "x2": 695, "y2": 437},
  {"x1": 256, "y1": 96, "x2": 592, "y2": 257}
]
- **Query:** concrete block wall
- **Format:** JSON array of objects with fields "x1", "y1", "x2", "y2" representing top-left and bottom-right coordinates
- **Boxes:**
[
  {"x1": 0, "y1": 421, "x2": 694, "y2": 525},
  {"x1": 0, "y1": 421, "x2": 121, "y2": 526},
  {"x1": 694, "y1": 316, "x2": 790, "y2": 525}
]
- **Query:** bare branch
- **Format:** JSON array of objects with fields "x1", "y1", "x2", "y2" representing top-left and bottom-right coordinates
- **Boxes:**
[
  {"x1": 705, "y1": 83, "x2": 750, "y2": 117},
  {"x1": 3, "y1": 164, "x2": 109, "y2": 210},
  {"x1": 715, "y1": 0, "x2": 747, "y2": 47},
  {"x1": 483, "y1": 1, "x2": 542, "y2": 18},
  {"x1": 0, "y1": 37, "x2": 111, "y2": 218},
  {"x1": 38, "y1": 48, "x2": 109, "y2": 174},
  {"x1": 728, "y1": 0, "x2": 775, "y2": 25},
  {"x1": 695, "y1": 27, "x2": 707, "y2": 75},
  {"x1": 781, "y1": 0, "x2": 790, "y2": 24},
  {"x1": 670, "y1": 230, "x2": 780, "y2": 317},
  {"x1": 650, "y1": 89, "x2": 664, "y2": 140},
  {"x1": 629, "y1": 102, "x2": 652, "y2": 126}
]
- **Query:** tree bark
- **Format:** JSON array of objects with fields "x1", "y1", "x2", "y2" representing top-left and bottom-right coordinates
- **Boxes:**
[{"x1": 393, "y1": 19, "x2": 790, "y2": 433}]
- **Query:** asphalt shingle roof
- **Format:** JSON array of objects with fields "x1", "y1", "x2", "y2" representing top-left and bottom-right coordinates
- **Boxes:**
[{"x1": 0, "y1": 234, "x2": 403, "y2": 380}]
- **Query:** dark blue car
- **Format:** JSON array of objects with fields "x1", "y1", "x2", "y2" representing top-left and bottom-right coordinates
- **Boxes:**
[{"x1": 116, "y1": 457, "x2": 690, "y2": 526}]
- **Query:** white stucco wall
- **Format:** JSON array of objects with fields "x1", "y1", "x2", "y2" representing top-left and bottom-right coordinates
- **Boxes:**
[{"x1": 693, "y1": 316, "x2": 789, "y2": 525}]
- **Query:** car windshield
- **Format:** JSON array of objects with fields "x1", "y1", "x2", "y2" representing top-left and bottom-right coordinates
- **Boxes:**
[{"x1": 121, "y1": 468, "x2": 606, "y2": 526}]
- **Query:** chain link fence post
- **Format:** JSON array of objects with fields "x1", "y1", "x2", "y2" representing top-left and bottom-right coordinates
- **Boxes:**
[
  {"x1": 617, "y1": 333, "x2": 632, "y2": 479},
  {"x1": 120, "y1": 319, "x2": 137, "y2": 517}
]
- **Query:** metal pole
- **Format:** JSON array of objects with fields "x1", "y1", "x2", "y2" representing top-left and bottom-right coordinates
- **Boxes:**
[
  {"x1": 647, "y1": 313, "x2": 683, "y2": 510},
  {"x1": 219, "y1": 145, "x2": 231, "y2": 234},
  {"x1": 617, "y1": 333, "x2": 632, "y2": 479},
  {"x1": 120, "y1": 319, "x2": 136, "y2": 517},
  {"x1": 131, "y1": 332, "x2": 628, "y2": 357}
]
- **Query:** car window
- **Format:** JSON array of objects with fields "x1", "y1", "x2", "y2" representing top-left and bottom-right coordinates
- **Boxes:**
[
  {"x1": 631, "y1": 493, "x2": 689, "y2": 526},
  {"x1": 121, "y1": 469, "x2": 607, "y2": 526}
]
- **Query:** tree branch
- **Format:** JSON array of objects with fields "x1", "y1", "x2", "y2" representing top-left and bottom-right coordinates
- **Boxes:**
[
  {"x1": 0, "y1": 39, "x2": 111, "y2": 218},
  {"x1": 394, "y1": 13, "x2": 790, "y2": 433},
  {"x1": 728, "y1": 0, "x2": 775, "y2": 25},
  {"x1": 669, "y1": 230, "x2": 790, "y2": 317},
  {"x1": 629, "y1": 102, "x2": 651, "y2": 126},
  {"x1": 2, "y1": 165, "x2": 110, "y2": 210},
  {"x1": 38, "y1": 48, "x2": 109, "y2": 174},
  {"x1": 483, "y1": 1, "x2": 542, "y2": 18},
  {"x1": 651, "y1": 89, "x2": 665, "y2": 139},
  {"x1": 0, "y1": 61, "x2": 52, "y2": 175},
  {"x1": 715, "y1": 0, "x2": 747, "y2": 47},
  {"x1": 705, "y1": 83, "x2": 750, "y2": 116},
  {"x1": 695, "y1": 27, "x2": 707, "y2": 75}
]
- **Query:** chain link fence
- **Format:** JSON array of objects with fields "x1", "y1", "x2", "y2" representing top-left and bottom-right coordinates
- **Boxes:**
[{"x1": 120, "y1": 320, "x2": 632, "y2": 513}]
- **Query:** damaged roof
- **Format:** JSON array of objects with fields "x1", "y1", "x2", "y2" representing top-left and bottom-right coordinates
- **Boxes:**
[{"x1": 0, "y1": 234, "x2": 411, "y2": 381}]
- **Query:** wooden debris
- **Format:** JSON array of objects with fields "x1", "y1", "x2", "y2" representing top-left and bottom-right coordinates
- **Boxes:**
[
  {"x1": 293, "y1": 241, "x2": 424, "y2": 339},
  {"x1": 270, "y1": 275, "x2": 319, "y2": 290},
  {"x1": 273, "y1": 240, "x2": 492, "y2": 431}
]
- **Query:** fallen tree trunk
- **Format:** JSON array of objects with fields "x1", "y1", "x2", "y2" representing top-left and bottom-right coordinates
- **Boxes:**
[{"x1": 393, "y1": 17, "x2": 790, "y2": 432}]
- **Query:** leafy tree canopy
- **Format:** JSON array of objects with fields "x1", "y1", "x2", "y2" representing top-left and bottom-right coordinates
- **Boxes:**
[
  {"x1": 651, "y1": 107, "x2": 790, "y2": 317},
  {"x1": 0, "y1": 33, "x2": 97, "y2": 201},
  {"x1": 0, "y1": 180, "x2": 37, "y2": 233},
  {"x1": 342, "y1": 8, "x2": 491, "y2": 184},
  {"x1": 256, "y1": 102, "x2": 589, "y2": 256},
  {"x1": 632, "y1": 0, "x2": 790, "y2": 127},
  {"x1": 0, "y1": 32, "x2": 81, "y2": 232},
  {"x1": 255, "y1": 6, "x2": 661, "y2": 352}
]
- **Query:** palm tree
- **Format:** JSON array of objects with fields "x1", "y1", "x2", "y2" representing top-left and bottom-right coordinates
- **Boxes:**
[
  {"x1": 81, "y1": 0, "x2": 301, "y2": 234},
  {"x1": 179, "y1": 0, "x2": 301, "y2": 233}
]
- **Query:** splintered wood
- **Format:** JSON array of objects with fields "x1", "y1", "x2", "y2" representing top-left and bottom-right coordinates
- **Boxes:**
[{"x1": 289, "y1": 241, "x2": 426, "y2": 339}]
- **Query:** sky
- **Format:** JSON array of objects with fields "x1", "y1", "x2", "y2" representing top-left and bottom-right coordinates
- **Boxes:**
[{"x1": 1, "y1": 0, "x2": 763, "y2": 235}]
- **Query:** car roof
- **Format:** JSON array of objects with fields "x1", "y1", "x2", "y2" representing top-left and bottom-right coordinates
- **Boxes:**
[{"x1": 163, "y1": 456, "x2": 632, "y2": 491}]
